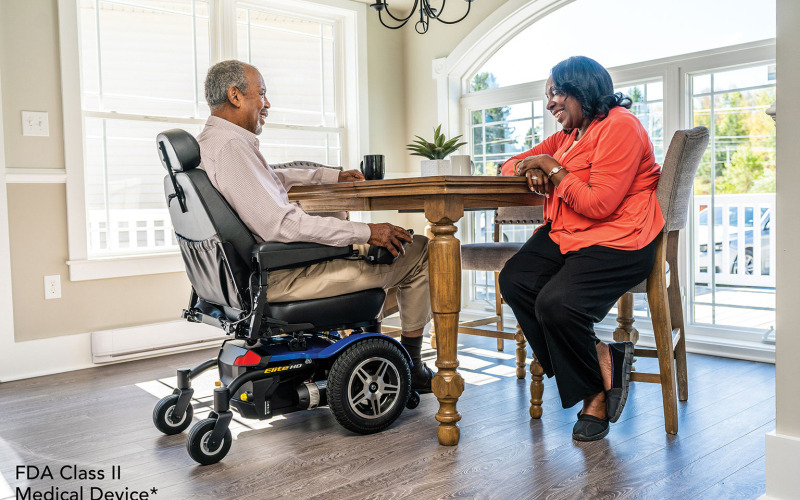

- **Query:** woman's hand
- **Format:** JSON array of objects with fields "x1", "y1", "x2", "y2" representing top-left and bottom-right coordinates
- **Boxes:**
[
  {"x1": 523, "y1": 167, "x2": 549, "y2": 196},
  {"x1": 517, "y1": 155, "x2": 562, "y2": 195}
]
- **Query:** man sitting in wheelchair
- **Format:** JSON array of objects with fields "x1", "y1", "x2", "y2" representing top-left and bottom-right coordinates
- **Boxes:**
[{"x1": 196, "y1": 59, "x2": 434, "y2": 392}]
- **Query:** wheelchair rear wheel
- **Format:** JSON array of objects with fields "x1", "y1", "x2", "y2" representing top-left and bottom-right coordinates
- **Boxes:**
[{"x1": 327, "y1": 338, "x2": 411, "y2": 434}]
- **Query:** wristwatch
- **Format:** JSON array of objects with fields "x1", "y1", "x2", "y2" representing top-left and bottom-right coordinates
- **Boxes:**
[{"x1": 547, "y1": 165, "x2": 563, "y2": 178}]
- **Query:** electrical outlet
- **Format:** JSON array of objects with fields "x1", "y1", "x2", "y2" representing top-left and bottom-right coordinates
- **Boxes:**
[{"x1": 44, "y1": 275, "x2": 61, "y2": 300}]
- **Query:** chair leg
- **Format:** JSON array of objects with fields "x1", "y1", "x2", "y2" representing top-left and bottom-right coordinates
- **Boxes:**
[
  {"x1": 667, "y1": 231, "x2": 688, "y2": 402},
  {"x1": 614, "y1": 292, "x2": 640, "y2": 344},
  {"x1": 495, "y1": 272, "x2": 504, "y2": 352},
  {"x1": 647, "y1": 234, "x2": 679, "y2": 435},
  {"x1": 515, "y1": 322, "x2": 526, "y2": 379},
  {"x1": 529, "y1": 352, "x2": 544, "y2": 419}
]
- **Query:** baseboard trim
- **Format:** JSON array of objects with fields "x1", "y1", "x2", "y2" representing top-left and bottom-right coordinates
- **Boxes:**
[
  {"x1": 463, "y1": 306, "x2": 777, "y2": 364},
  {"x1": 91, "y1": 320, "x2": 224, "y2": 364},
  {"x1": 593, "y1": 324, "x2": 776, "y2": 364},
  {"x1": 0, "y1": 333, "x2": 94, "y2": 383},
  {"x1": 0, "y1": 321, "x2": 224, "y2": 383}
]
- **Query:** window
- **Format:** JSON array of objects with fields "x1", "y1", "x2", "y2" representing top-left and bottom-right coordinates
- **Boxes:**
[
  {"x1": 467, "y1": 97, "x2": 545, "y2": 305},
  {"x1": 690, "y1": 64, "x2": 776, "y2": 332},
  {"x1": 236, "y1": 5, "x2": 343, "y2": 165},
  {"x1": 616, "y1": 80, "x2": 665, "y2": 164},
  {"x1": 78, "y1": 0, "x2": 209, "y2": 257},
  {"x1": 60, "y1": 0, "x2": 364, "y2": 278}
]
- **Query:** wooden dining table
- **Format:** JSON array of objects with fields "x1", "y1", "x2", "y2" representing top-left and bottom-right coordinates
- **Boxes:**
[{"x1": 289, "y1": 175, "x2": 544, "y2": 446}]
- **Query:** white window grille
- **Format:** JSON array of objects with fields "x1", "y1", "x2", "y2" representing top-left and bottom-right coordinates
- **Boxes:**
[{"x1": 60, "y1": 0, "x2": 362, "y2": 274}]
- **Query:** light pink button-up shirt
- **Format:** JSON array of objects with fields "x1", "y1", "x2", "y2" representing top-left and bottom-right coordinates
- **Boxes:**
[{"x1": 196, "y1": 116, "x2": 371, "y2": 246}]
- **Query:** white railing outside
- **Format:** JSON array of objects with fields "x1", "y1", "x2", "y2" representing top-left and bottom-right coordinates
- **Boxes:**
[
  {"x1": 693, "y1": 193, "x2": 775, "y2": 288},
  {"x1": 88, "y1": 209, "x2": 177, "y2": 256}
]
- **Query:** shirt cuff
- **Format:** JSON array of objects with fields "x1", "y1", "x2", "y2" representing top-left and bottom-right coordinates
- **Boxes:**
[
  {"x1": 353, "y1": 222, "x2": 371, "y2": 244},
  {"x1": 321, "y1": 167, "x2": 341, "y2": 184}
]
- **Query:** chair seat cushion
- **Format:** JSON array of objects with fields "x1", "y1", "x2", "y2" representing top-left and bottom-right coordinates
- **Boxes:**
[
  {"x1": 461, "y1": 242, "x2": 523, "y2": 272},
  {"x1": 270, "y1": 288, "x2": 386, "y2": 330}
]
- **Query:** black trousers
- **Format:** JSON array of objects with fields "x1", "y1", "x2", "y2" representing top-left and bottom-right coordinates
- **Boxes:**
[{"x1": 498, "y1": 224, "x2": 658, "y2": 409}]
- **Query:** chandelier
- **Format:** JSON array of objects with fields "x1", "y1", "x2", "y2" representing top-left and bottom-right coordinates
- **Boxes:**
[{"x1": 369, "y1": 1, "x2": 475, "y2": 35}]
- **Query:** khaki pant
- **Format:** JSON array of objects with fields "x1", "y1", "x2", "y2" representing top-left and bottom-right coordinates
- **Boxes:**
[{"x1": 267, "y1": 234, "x2": 432, "y2": 331}]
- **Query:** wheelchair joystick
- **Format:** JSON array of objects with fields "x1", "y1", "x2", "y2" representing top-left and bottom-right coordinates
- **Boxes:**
[{"x1": 366, "y1": 229, "x2": 414, "y2": 265}]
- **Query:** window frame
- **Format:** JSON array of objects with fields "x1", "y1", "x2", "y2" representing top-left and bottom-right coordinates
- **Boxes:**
[
  {"x1": 57, "y1": 0, "x2": 368, "y2": 281},
  {"x1": 455, "y1": 40, "x2": 776, "y2": 344}
]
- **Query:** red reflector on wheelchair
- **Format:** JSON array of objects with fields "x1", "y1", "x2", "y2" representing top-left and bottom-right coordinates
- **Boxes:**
[{"x1": 233, "y1": 350, "x2": 261, "y2": 366}]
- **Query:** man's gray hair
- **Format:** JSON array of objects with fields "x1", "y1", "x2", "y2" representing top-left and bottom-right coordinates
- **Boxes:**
[{"x1": 205, "y1": 60, "x2": 249, "y2": 110}]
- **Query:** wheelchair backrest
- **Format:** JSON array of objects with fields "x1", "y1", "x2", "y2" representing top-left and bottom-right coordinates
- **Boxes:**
[{"x1": 157, "y1": 129, "x2": 255, "y2": 312}]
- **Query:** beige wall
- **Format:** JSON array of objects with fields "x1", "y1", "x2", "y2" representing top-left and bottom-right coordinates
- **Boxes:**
[
  {"x1": 7, "y1": 183, "x2": 190, "y2": 341},
  {"x1": 401, "y1": 0, "x2": 509, "y2": 174},
  {"x1": 0, "y1": 0, "x2": 64, "y2": 170}
]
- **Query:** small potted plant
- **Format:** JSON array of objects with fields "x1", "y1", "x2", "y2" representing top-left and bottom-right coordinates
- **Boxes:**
[{"x1": 407, "y1": 125, "x2": 467, "y2": 176}]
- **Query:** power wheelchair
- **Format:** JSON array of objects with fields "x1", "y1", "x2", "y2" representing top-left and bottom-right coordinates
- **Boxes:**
[{"x1": 152, "y1": 129, "x2": 419, "y2": 465}]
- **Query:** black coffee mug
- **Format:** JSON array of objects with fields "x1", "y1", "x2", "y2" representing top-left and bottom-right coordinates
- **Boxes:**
[{"x1": 360, "y1": 155, "x2": 385, "y2": 180}]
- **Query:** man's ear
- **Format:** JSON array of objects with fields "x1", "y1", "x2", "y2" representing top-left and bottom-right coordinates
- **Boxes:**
[{"x1": 227, "y1": 86, "x2": 242, "y2": 108}]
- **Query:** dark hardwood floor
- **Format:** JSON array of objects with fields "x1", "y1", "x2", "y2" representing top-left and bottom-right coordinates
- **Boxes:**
[{"x1": 0, "y1": 335, "x2": 773, "y2": 500}]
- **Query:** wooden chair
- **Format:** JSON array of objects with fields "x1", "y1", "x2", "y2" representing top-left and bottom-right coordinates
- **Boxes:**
[
  {"x1": 525, "y1": 127, "x2": 710, "y2": 430},
  {"x1": 613, "y1": 126, "x2": 708, "y2": 434},
  {"x1": 456, "y1": 206, "x2": 544, "y2": 382}
]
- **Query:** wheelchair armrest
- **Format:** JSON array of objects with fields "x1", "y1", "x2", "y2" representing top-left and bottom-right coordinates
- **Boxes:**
[{"x1": 252, "y1": 242, "x2": 355, "y2": 271}]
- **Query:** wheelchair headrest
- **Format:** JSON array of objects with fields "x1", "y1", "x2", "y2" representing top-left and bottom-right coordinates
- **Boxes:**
[{"x1": 157, "y1": 129, "x2": 201, "y2": 173}]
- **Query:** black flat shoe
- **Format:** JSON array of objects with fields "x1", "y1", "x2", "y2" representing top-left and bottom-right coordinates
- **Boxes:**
[
  {"x1": 606, "y1": 341, "x2": 634, "y2": 423},
  {"x1": 572, "y1": 411, "x2": 609, "y2": 442},
  {"x1": 411, "y1": 362, "x2": 435, "y2": 394}
]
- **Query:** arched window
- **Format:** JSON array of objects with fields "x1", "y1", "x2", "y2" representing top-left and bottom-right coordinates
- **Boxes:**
[{"x1": 469, "y1": 0, "x2": 776, "y2": 91}]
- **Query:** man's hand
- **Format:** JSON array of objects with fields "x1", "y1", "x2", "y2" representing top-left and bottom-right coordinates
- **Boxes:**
[
  {"x1": 367, "y1": 223, "x2": 413, "y2": 258},
  {"x1": 338, "y1": 169, "x2": 365, "y2": 182}
]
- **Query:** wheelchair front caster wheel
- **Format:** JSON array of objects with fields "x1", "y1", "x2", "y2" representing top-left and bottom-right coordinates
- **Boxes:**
[
  {"x1": 406, "y1": 391, "x2": 420, "y2": 410},
  {"x1": 153, "y1": 394, "x2": 193, "y2": 435},
  {"x1": 187, "y1": 418, "x2": 231, "y2": 465}
]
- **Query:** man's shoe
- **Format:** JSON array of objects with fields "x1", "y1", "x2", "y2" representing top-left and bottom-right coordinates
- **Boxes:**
[
  {"x1": 572, "y1": 411, "x2": 609, "y2": 442},
  {"x1": 606, "y1": 341, "x2": 634, "y2": 423},
  {"x1": 410, "y1": 362, "x2": 434, "y2": 394}
]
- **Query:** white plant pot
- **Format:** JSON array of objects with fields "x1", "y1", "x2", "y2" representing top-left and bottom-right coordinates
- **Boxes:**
[{"x1": 420, "y1": 159, "x2": 452, "y2": 176}]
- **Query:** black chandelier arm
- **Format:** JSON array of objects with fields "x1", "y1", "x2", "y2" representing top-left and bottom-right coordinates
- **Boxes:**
[
  {"x1": 422, "y1": 0, "x2": 441, "y2": 19},
  {"x1": 383, "y1": 0, "x2": 419, "y2": 24},
  {"x1": 432, "y1": 0, "x2": 472, "y2": 25},
  {"x1": 378, "y1": 9, "x2": 412, "y2": 29}
]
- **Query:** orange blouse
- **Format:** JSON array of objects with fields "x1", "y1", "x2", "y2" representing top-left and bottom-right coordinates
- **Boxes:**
[{"x1": 500, "y1": 106, "x2": 664, "y2": 253}]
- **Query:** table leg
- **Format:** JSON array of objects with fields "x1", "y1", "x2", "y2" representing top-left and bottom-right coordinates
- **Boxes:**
[{"x1": 426, "y1": 197, "x2": 465, "y2": 446}]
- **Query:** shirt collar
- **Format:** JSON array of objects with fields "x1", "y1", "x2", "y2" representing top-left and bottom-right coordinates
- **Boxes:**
[{"x1": 205, "y1": 115, "x2": 260, "y2": 148}]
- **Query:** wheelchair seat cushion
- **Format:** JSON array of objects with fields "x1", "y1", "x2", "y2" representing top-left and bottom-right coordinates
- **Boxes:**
[{"x1": 269, "y1": 288, "x2": 386, "y2": 331}]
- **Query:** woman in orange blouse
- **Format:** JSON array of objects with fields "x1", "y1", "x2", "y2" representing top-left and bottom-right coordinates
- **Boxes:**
[{"x1": 498, "y1": 56, "x2": 664, "y2": 441}]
